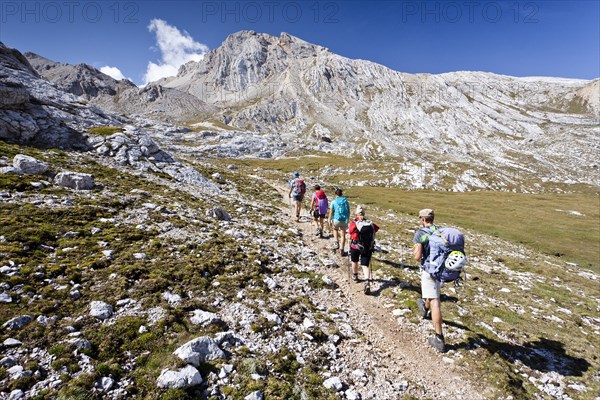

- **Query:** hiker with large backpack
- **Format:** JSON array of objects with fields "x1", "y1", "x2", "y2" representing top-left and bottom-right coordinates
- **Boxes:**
[
  {"x1": 348, "y1": 205, "x2": 379, "y2": 293},
  {"x1": 288, "y1": 172, "x2": 306, "y2": 222},
  {"x1": 328, "y1": 188, "x2": 351, "y2": 256},
  {"x1": 412, "y1": 208, "x2": 467, "y2": 353},
  {"x1": 311, "y1": 185, "x2": 329, "y2": 238}
]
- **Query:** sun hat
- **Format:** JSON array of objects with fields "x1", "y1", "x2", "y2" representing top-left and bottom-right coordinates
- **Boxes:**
[
  {"x1": 356, "y1": 205, "x2": 365, "y2": 216},
  {"x1": 419, "y1": 209, "x2": 434, "y2": 219}
]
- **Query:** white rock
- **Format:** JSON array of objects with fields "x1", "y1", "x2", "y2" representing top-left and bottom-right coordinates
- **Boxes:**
[
  {"x1": 13, "y1": 154, "x2": 48, "y2": 175},
  {"x1": 156, "y1": 365, "x2": 203, "y2": 389},
  {"x1": 492, "y1": 317, "x2": 504, "y2": 323},
  {"x1": 100, "y1": 376, "x2": 115, "y2": 391},
  {"x1": 262, "y1": 312, "x2": 282, "y2": 325},
  {"x1": 323, "y1": 376, "x2": 343, "y2": 391},
  {"x1": 3, "y1": 338, "x2": 22, "y2": 347},
  {"x1": 133, "y1": 252, "x2": 148, "y2": 260},
  {"x1": 102, "y1": 250, "x2": 115, "y2": 259},
  {"x1": 499, "y1": 288, "x2": 511, "y2": 293},
  {"x1": 70, "y1": 338, "x2": 92, "y2": 350},
  {"x1": 89, "y1": 301, "x2": 113, "y2": 320},
  {"x1": 392, "y1": 308, "x2": 411, "y2": 316},
  {"x1": 162, "y1": 292, "x2": 182, "y2": 306},
  {"x1": 303, "y1": 318, "x2": 315, "y2": 329},
  {"x1": 244, "y1": 391, "x2": 264, "y2": 400},
  {"x1": 173, "y1": 336, "x2": 226, "y2": 366},
  {"x1": 91, "y1": 227, "x2": 102, "y2": 235},
  {"x1": 54, "y1": 171, "x2": 95, "y2": 190},
  {"x1": 0, "y1": 292, "x2": 12, "y2": 303},
  {"x1": 218, "y1": 364, "x2": 234, "y2": 378},
  {"x1": 345, "y1": 389, "x2": 361, "y2": 400},
  {"x1": 263, "y1": 277, "x2": 277, "y2": 290},
  {"x1": 8, "y1": 389, "x2": 24, "y2": 400},
  {"x1": 139, "y1": 325, "x2": 148, "y2": 334},
  {"x1": 190, "y1": 310, "x2": 221, "y2": 326},
  {"x1": 321, "y1": 275, "x2": 334, "y2": 286}
]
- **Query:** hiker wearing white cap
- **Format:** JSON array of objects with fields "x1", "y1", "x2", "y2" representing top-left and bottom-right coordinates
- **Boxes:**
[
  {"x1": 412, "y1": 208, "x2": 445, "y2": 353},
  {"x1": 348, "y1": 205, "x2": 379, "y2": 294}
]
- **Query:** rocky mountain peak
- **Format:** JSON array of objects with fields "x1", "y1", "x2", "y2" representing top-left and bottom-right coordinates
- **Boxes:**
[{"x1": 0, "y1": 43, "x2": 39, "y2": 77}]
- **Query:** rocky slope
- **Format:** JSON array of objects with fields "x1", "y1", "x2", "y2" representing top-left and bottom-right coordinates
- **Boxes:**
[
  {"x1": 24, "y1": 52, "x2": 217, "y2": 122},
  {"x1": 0, "y1": 43, "x2": 119, "y2": 149}
]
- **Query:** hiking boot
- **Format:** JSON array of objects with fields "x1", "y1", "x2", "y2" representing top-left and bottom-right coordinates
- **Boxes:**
[
  {"x1": 335, "y1": 241, "x2": 340, "y2": 249},
  {"x1": 416, "y1": 298, "x2": 428, "y2": 319},
  {"x1": 363, "y1": 280, "x2": 371, "y2": 295},
  {"x1": 295, "y1": 214, "x2": 300, "y2": 222},
  {"x1": 315, "y1": 228, "x2": 321, "y2": 236},
  {"x1": 340, "y1": 249, "x2": 346, "y2": 257},
  {"x1": 428, "y1": 334, "x2": 446, "y2": 353},
  {"x1": 352, "y1": 273, "x2": 359, "y2": 282}
]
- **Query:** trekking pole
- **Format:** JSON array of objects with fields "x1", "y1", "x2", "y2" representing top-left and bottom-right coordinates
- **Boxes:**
[{"x1": 346, "y1": 252, "x2": 351, "y2": 282}]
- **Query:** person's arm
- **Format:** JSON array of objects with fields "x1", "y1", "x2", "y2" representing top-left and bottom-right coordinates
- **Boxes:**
[
  {"x1": 348, "y1": 221, "x2": 357, "y2": 239},
  {"x1": 288, "y1": 181, "x2": 293, "y2": 197},
  {"x1": 413, "y1": 243, "x2": 423, "y2": 261}
]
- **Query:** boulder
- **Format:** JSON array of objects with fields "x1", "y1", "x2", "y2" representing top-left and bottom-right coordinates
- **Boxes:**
[
  {"x1": 89, "y1": 301, "x2": 113, "y2": 320},
  {"x1": 206, "y1": 206, "x2": 231, "y2": 221},
  {"x1": 323, "y1": 376, "x2": 343, "y2": 391},
  {"x1": 156, "y1": 365, "x2": 202, "y2": 389},
  {"x1": 55, "y1": 171, "x2": 95, "y2": 190},
  {"x1": 3, "y1": 315, "x2": 33, "y2": 330},
  {"x1": 190, "y1": 310, "x2": 221, "y2": 326},
  {"x1": 173, "y1": 336, "x2": 226, "y2": 366},
  {"x1": 13, "y1": 154, "x2": 48, "y2": 175}
]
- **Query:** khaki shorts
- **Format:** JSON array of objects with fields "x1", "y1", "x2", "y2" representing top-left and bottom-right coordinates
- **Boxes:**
[
  {"x1": 421, "y1": 270, "x2": 441, "y2": 299},
  {"x1": 332, "y1": 220, "x2": 348, "y2": 231}
]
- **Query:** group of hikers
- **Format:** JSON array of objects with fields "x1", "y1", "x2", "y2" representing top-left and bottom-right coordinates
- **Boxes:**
[{"x1": 288, "y1": 172, "x2": 467, "y2": 353}]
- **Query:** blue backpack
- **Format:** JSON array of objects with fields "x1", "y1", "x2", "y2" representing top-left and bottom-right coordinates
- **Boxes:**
[
  {"x1": 333, "y1": 197, "x2": 350, "y2": 222},
  {"x1": 421, "y1": 226, "x2": 466, "y2": 283}
]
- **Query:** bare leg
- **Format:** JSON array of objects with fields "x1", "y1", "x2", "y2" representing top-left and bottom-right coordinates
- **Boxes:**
[
  {"x1": 340, "y1": 230, "x2": 346, "y2": 251},
  {"x1": 429, "y1": 298, "x2": 443, "y2": 336},
  {"x1": 361, "y1": 265, "x2": 371, "y2": 280},
  {"x1": 351, "y1": 261, "x2": 359, "y2": 275}
]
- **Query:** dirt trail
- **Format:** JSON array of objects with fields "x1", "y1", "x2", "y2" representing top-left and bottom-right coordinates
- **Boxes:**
[{"x1": 275, "y1": 185, "x2": 487, "y2": 399}]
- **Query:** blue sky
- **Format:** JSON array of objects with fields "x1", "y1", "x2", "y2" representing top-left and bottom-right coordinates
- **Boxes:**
[{"x1": 1, "y1": 0, "x2": 598, "y2": 85}]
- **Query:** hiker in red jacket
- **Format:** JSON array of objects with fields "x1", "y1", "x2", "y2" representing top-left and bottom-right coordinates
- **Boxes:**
[{"x1": 348, "y1": 205, "x2": 379, "y2": 293}]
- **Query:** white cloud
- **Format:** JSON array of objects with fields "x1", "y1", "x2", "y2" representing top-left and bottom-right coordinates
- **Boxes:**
[
  {"x1": 143, "y1": 19, "x2": 209, "y2": 85},
  {"x1": 100, "y1": 66, "x2": 127, "y2": 81}
]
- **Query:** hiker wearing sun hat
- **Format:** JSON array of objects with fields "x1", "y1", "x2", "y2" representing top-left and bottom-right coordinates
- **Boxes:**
[
  {"x1": 348, "y1": 205, "x2": 379, "y2": 294},
  {"x1": 412, "y1": 208, "x2": 446, "y2": 353},
  {"x1": 288, "y1": 172, "x2": 306, "y2": 222}
]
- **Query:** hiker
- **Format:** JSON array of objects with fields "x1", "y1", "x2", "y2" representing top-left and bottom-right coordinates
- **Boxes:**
[
  {"x1": 288, "y1": 172, "x2": 306, "y2": 222},
  {"x1": 311, "y1": 185, "x2": 329, "y2": 237},
  {"x1": 328, "y1": 188, "x2": 350, "y2": 256},
  {"x1": 348, "y1": 205, "x2": 379, "y2": 291},
  {"x1": 412, "y1": 208, "x2": 446, "y2": 353}
]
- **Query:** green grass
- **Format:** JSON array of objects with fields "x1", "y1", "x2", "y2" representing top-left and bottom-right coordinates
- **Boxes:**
[
  {"x1": 87, "y1": 126, "x2": 124, "y2": 136},
  {"x1": 348, "y1": 187, "x2": 599, "y2": 272}
]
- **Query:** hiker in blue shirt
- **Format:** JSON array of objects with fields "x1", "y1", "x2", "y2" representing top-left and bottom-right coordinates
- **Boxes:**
[
  {"x1": 328, "y1": 188, "x2": 350, "y2": 256},
  {"x1": 412, "y1": 208, "x2": 445, "y2": 353}
]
